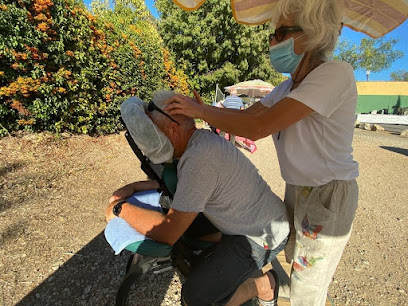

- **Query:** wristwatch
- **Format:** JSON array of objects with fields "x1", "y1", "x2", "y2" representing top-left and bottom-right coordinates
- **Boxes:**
[{"x1": 113, "y1": 200, "x2": 126, "y2": 217}]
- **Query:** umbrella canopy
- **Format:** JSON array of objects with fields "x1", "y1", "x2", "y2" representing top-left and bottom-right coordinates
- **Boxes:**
[
  {"x1": 172, "y1": 0, "x2": 408, "y2": 38},
  {"x1": 224, "y1": 79, "x2": 275, "y2": 98}
]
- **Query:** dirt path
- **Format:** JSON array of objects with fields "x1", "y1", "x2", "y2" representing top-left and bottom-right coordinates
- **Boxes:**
[{"x1": 0, "y1": 128, "x2": 407, "y2": 305}]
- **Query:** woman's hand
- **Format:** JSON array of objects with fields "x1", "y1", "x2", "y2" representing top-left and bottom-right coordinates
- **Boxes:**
[{"x1": 165, "y1": 90, "x2": 206, "y2": 119}]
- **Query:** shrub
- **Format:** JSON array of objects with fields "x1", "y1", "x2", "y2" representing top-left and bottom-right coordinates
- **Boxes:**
[{"x1": 0, "y1": 0, "x2": 190, "y2": 135}]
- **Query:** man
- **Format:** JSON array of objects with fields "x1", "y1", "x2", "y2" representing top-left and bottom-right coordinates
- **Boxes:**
[
  {"x1": 223, "y1": 89, "x2": 244, "y2": 110},
  {"x1": 106, "y1": 90, "x2": 289, "y2": 305},
  {"x1": 221, "y1": 89, "x2": 244, "y2": 144}
]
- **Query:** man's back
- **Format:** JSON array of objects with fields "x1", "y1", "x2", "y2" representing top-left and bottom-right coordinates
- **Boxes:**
[{"x1": 171, "y1": 129, "x2": 289, "y2": 250}]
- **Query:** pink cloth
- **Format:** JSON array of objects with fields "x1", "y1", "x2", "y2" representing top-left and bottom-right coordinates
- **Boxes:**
[{"x1": 216, "y1": 129, "x2": 257, "y2": 153}]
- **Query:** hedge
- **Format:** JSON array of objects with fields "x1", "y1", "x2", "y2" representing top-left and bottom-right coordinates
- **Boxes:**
[{"x1": 0, "y1": 0, "x2": 190, "y2": 136}]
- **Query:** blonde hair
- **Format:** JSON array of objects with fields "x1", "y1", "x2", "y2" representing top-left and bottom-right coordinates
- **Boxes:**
[{"x1": 270, "y1": 0, "x2": 344, "y2": 59}]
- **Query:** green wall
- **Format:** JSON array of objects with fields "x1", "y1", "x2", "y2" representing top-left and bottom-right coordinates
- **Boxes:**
[{"x1": 356, "y1": 95, "x2": 408, "y2": 114}]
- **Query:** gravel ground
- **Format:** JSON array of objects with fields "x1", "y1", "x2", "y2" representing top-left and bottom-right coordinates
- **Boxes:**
[{"x1": 0, "y1": 128, "x2": 407, "y2": 305}]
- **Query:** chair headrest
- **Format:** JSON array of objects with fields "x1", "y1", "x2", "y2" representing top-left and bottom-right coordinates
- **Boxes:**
[{"x1": 120, "y1": 96, "x2": 174, "y2": 164}]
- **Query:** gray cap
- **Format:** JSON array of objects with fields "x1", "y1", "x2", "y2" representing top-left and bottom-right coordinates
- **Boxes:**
[{"x1": 120, "y1": 96, "x2": 174, "y2": 163}]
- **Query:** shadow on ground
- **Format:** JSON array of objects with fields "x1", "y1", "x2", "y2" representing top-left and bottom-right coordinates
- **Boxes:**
[
  {"x1": 380, "y1": 146, "x2": 408, "y2": 157},
  {"x1": 16, "y1": 232, "x2": 174, "y2": 306}
]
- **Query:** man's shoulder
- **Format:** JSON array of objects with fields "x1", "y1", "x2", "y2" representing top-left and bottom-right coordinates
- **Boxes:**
[
  {"x1": 184, "y1": 129, "x2": 219, "y2": 156},
  {"x1": 177, "y1": 130, "x2": 222, "y2": 176}
]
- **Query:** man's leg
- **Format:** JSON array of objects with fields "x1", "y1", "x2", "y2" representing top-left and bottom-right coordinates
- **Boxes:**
[
  {"x1": 181, "y1": 236, "x2": 264, "y2": 305},
  {"x1": 226, "y1": 238, "x2": 287, "y2": 305},
  {"x1": 182, "y1": 235, "x2": 286, "y2": 306},
  {"x1": 287, "y1": 180, "x2": 358, "y2": 306},
  {"x1": 225, "y1": 267, "x2": 277, "y2": 306}
]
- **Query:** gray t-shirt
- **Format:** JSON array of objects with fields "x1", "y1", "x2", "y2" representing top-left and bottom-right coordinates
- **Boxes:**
[{"x1": 171, "y1": 129, "x2": 289, "y2": 250}]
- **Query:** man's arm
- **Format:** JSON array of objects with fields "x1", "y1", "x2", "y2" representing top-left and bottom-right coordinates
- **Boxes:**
[{"x1": 106, "y1": 199, "x2": 197, "y2": 246}]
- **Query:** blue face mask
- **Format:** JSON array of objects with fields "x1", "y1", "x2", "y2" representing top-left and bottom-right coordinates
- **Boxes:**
[{"x1": 269, "y1": 37, "x2": 304, "y2": 74}]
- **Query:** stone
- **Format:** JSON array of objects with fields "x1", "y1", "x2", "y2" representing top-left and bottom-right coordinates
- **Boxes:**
[
  {"x1": 355, "y1": 119, "x2": 360, "y2": 128},
  {"x1": 400, "y1": 129, "x2": 408, "y2": 138},
  {"x1": 371, "y1": 124, "x2": 384, "y2": 131},
  {"x1": 364, "y1": 123, "x2": 372, "y2": 130},
  {"x1": 61, "y1": 132, "x2": 72, "y2": 138}
]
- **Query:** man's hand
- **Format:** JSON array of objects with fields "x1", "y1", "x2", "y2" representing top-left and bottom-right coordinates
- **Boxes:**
[
  {"x1": 109, "y1": 183, "x2": 135, "y2": 204},
  {"x1": 164, "y1": 90, "x2": 206, "y2": 119},
  {"x1": 109, "y1": 180, "x2": 160, "y2": 204}
]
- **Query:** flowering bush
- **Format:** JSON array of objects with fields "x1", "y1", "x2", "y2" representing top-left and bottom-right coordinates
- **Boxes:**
[{"x1": 0, "y1": 0, "x2": 190, "y2": 136}]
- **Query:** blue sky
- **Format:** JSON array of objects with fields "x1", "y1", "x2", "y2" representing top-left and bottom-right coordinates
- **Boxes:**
[{"x1": 85, "y1": 0, "x2": 408, "y2": 82}]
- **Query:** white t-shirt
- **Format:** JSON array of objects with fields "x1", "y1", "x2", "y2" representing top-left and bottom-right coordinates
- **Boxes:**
[{"x1": 260, "y1": 61, "x2": 359, "y2": 186}]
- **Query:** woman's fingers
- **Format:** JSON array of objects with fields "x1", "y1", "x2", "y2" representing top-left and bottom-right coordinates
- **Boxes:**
[
  {"x1": 164, "y1": 92, "x2": 205, "y2": 118},
  {"x1": 164, "y1": 94, "x2": 188, "y2": 107},
  {"x1": 165, "y1": 96, "x2": 192, "y2": 115},
  {"x1": 193, "y1": 90, "x2": 204, "y2": 106}
]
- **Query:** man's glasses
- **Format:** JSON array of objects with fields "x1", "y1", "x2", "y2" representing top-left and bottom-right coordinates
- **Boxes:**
[
  {"x1": 148, "y1": 101, "x2": 179, "y2": 125},
  {"x1": 269, "y1": 26, "x2": 303, "y2": 44}
]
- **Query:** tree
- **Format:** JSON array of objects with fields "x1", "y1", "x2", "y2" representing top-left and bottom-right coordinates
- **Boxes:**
[
  {"x1": 156, "y1": 0, "x2": 285, "y2": 102},
  {"x1": 333, "y1": 38, "x2": 403, "y2": 80},
  {"x1": 390, "y1": 70, "x2": 408, "y2": 81}
]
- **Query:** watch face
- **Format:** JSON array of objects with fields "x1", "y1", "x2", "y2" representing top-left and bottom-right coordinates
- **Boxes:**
[{"x1": 113, "y1": 201, "x2": 123, "y2": 216}]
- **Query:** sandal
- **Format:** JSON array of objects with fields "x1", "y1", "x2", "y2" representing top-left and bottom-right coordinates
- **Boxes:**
[{"x1": 257, "y1": 269, "x2": 280, "y2": 306}]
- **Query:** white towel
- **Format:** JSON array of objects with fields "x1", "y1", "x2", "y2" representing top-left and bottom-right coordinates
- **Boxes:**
[{"x1": 104, "y1": 190, "x2": 162, "y2": 255}]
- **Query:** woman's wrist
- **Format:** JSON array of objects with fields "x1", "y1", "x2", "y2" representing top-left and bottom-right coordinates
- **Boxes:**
[{"x1": 200, "y1": 104, "x2": 211, "y2": 121}]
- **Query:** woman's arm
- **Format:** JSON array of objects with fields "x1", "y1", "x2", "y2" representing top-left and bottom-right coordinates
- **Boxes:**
[{"x1": 166, "y1": 95, "x2": 313, "y2": 141}]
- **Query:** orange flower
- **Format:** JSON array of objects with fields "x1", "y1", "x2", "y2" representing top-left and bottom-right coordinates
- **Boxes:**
[
  {"x1": 18, "y1": 119, "x2": 36, "y2": 126},
  {"x1": 11, "y1": 100, "x2": 30, "y2": 116},
  {"x1": 36, "y1": 22, "x2": 49, "y2": 32},
  {"x1": 11, "y1": 63, "x2": 19, "y2": 70},
  {"x1": 0, "y1": 4, "x2": 8, "y2": 10},
  {"x1": 0, "y1": 71, "x2": 4, "y2": 77},
  {"x1": 57, "y1": 87, "x2": 66, "y2": 93},
  {"x1": 66, "y1": 50, "x2": 74, "y2": 57},
  {"x1": 34, "y1": 13, "x2": 47, "y2": 21},
  {"x1": 33, "y1": 0, "x2": 54, "y2": 13},
  {"x1": 87, "y1": 14, "x2": 96, "y2": 22}
]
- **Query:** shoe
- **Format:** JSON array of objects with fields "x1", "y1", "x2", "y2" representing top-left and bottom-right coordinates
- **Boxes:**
[{"x1": 257, "y1": 269, "x2": 279, "y2": 306}]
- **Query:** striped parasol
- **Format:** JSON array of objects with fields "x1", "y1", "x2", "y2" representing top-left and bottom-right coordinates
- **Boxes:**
[
  {"x1": 172, "y1": 0, "x2": 408, "y2": 38},
  {"x1": 224, "y1": 79, "x2": 275, "y2": 98}
]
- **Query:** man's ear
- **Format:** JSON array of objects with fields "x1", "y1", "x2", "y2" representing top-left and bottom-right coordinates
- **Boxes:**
[{"x1": 167, "y1": 121, "x2": 179, "y2": 143}]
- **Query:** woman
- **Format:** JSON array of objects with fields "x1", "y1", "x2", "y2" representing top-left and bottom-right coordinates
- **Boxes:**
[{"x1": 165, "y1": 0, "x2": 359, "y2": 305}]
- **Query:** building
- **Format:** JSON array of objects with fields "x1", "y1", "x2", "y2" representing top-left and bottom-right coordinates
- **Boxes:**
[{"x1": 356, "y1": 82, "x2": 408, "y2": 115}]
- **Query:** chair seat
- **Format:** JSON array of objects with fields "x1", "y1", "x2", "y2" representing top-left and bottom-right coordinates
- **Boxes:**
[{"x1": 125, "y1": 240, "x2": 172, "y2": 257}]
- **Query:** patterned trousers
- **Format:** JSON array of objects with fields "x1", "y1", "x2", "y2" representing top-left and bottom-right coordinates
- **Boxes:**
[{"x1": 284, "y1": 179, "x2": 358, "y2": 306}]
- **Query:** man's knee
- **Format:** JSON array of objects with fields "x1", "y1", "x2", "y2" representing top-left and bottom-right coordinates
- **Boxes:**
[
  {"x1": 181, "y1": 278, "x2": 212, "y2": 306},
  {"x1": 181, "y1": 282, "x2": 199, "y2": 306}
]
